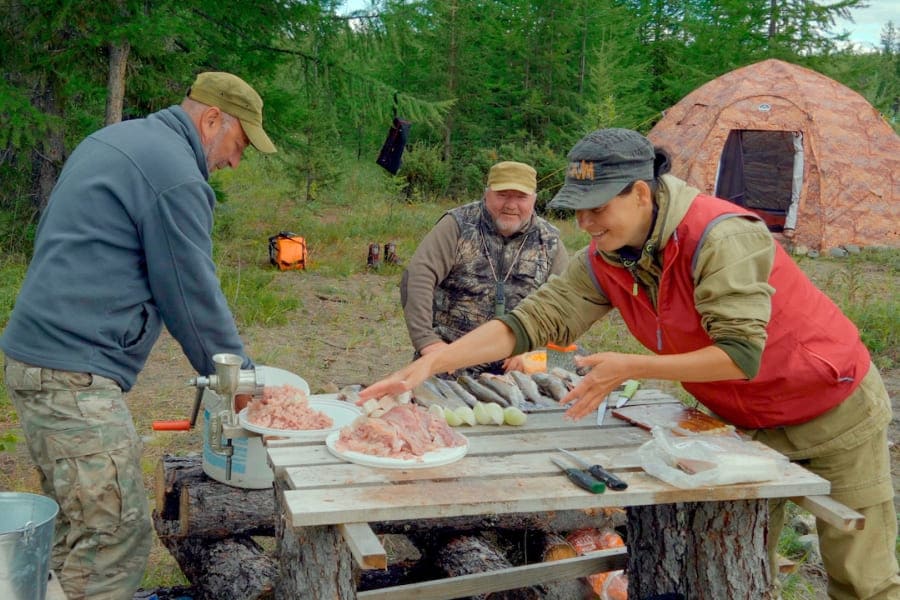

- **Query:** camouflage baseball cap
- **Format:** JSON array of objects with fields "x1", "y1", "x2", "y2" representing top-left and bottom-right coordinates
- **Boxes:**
[
  {"x1": 549, "y1": 128, "x2": 654, "y2": 210},
  {"x1": 188, "y1": 72, "x2": 277, "y2": 154},
  {"x1": 487, "y1": 161, "x2": 537, "y2": 194}
]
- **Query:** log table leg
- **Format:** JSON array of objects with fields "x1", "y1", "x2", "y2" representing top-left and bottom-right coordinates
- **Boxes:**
[
  {"x1": 274, "y1": 481, "x2": 358, "y2": 599},
  {"x1": 626, "y1": 500, "x2": 775, "y2": 600}
]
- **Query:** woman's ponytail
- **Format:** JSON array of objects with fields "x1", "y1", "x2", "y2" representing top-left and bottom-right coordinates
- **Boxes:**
[{"x1": 653, "y1": 148, "x2": 672, "y2": 177}]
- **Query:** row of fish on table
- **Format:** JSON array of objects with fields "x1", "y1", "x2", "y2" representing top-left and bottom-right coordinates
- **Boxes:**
[{"x1": 413, "y1": 368, "x2": 582, "y2": 413}]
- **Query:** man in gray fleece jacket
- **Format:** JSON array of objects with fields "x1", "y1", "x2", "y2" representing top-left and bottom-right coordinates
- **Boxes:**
[{"x1": 1, "y1": 71, "x2": 275, "y2": 600}]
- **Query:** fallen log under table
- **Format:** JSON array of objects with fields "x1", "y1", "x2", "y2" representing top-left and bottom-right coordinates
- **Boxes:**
[{"x1": 268, "y1": 391, "x2": 838, "y2": 600}]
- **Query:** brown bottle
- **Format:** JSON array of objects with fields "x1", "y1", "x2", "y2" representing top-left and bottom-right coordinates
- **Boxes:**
[
  {"x1": 367, "y1": 243, "x2": 381, "y2": 269},
  {"x1": 384, "y1": 241, "x2": 400, "y2": 265}
]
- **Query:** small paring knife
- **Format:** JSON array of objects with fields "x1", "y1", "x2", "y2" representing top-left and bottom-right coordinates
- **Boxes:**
[
  {"x1": 597, "y1": 379, "x2": 641, "y2": 425},
  {"x1": 596, "y1": 395, "x2": 610, "y2": 426},
  {"x1": 548, "y1": 456, "x2": 606, "y2": 494},
  {"x1": 557, "y1": 448, "x2": 628, "y2": 491},
  {"x1": 616, "y1": 379, "x2": 641, "y2": 408}
]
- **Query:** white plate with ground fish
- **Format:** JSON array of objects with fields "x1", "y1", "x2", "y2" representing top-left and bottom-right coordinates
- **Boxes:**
[
  {"x1": 239, "y1": 394, "x2": 362, "y2": 440},
  {"x1": 325, "y1": 430, "x2": 468, "y2": 469}
]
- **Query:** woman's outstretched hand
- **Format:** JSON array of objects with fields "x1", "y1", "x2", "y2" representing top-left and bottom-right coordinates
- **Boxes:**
[
  {"x1": 561, "y1": 352, "x2": 633, "y2": 421},
  {"x1": 359, "y1": 356, "x2": 435, "y2": 401}
]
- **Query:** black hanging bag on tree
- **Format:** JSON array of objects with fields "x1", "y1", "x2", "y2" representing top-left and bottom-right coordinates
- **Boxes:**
[{"x1": 376, "y1": 93, "x2": 411, "y2": 175}]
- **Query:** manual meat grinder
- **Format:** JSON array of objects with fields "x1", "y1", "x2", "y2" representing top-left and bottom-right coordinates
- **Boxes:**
[
  {"x1": 192, "y1": 353, "x2": 265, "y2": 483},
  {"x1": 152, "y1": 353, "x2": 310, "y2": 488}
]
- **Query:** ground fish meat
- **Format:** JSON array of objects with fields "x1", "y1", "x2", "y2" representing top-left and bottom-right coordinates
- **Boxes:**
[
  {"x1": 245, "y1": 385, "x2": 333, "y2": 430},
  {"x1": 336, "y1": 403, "x2": 466, "y2": 460}
]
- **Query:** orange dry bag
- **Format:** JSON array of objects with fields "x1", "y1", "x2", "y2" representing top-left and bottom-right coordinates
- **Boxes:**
[{"x1": 268, "y1": 232, "x2": 307, "y2": 271}]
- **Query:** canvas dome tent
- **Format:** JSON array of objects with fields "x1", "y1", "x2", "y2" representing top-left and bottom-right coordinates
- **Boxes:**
[{"x1": 647, "y1": 58, "x2": 899, "y2": 252}]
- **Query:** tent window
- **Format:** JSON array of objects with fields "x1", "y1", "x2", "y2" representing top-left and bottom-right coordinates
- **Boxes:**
[{"x1": 715, "y1": 130, "x2": 801, "y2": 232}]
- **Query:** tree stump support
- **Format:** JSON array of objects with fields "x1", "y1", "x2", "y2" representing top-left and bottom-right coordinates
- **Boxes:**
[
  {"x1": 273, "y1": 478, "x2": 359, "y2": 599},
  {"x1": 154, "y1": 454, "x2": 783, "y2": 599},
  {"x1": 626, "y1": 500, "x2": 776, "y2": 600}
]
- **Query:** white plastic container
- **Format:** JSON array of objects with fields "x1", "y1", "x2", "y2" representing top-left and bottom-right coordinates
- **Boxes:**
[{"x1": 201, "y1": 365, "x2": 310, "y2": 489}]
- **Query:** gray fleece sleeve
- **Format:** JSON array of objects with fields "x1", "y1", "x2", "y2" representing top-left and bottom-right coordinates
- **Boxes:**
[{"x1": 143, "y1": 181, "x2": 251, "y2": 375}]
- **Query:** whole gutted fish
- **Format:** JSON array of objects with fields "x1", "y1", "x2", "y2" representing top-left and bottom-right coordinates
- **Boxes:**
[
  {"x1": 458, "y1": 375, "x2": 509, "y2": 407},
  {"x1": 431, "y1": 377, "x2": 469, "y2": 409},
  {"x1": 444, "y1": 379, "x2": 478, "y2": 408},
  {"x1": 479, "y1": 373, "x2": 526, "y2": 408},
  {"x1": 532, "y1": 372, "x2": 569, "y2": 402},
  {"x1": 509, "y1": 370, "x2": 545, "y2": 403},
  {"x1": 415, "y1": 378, "x2": 450, "y2": 409},
  {"x1": 549, "y1": 367, "x2": 583, "y2": 390}
]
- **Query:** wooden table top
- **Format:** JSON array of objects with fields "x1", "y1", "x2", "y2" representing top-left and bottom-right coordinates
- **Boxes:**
[{"x1": 267, "y1": 390, "x2": 830, "y2": 529}]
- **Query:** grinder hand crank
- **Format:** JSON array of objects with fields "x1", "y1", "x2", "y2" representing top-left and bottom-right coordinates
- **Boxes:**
[
  {"x1": 151, "y1": 353, "x2": 263, "y2": 430},
  {"x1": 152, "y1": 353, "x2": 264, "y2": 483}
]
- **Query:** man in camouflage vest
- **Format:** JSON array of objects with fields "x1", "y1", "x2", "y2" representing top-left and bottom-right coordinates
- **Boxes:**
[{"x1": 401, "y1": 161, "x2": 568, "y2": 375}]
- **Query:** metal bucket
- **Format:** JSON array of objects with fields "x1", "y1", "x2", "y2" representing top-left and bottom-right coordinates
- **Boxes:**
[{"x1": 0, "y1": 492, "x2": 59, "y2": 600}]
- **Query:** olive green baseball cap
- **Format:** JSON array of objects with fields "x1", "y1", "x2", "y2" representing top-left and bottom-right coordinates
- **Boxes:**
[
  {"x1": 549, "y1": 128, "x2": 654, "y2": 210},
  {"x1": 188, "y1": 72, "x2": 277, "y2": 154},
  {"x1": 487, "y1": 161, "x2": 537, "y2": 194}
]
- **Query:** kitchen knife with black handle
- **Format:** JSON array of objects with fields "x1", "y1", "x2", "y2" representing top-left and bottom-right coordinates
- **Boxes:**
[
  {"x1": 557, "y1": 448, "x2": 628, "y2": 490},
  {"x1": 548, "y1": 456, "x2": 606, "y2": 494}
]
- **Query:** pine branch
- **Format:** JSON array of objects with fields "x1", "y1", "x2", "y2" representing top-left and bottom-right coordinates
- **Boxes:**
[{"x1": 187, "y1": 6, "x2": 454, "y2": 131}]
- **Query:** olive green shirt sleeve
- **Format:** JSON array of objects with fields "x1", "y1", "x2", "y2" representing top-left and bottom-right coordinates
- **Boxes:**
[
  {"x1": 503, "y1": 218, "x2": 774, "y2": 378},
  {"x1": 400, "y1": 215, "x2": 459, "y2": 352},
  {"x1": 693, "y1": 216, "x2": 775, "y2": 378},
  {"x1": 501, "y1": 247, "x2": 613, "y2": 355}
]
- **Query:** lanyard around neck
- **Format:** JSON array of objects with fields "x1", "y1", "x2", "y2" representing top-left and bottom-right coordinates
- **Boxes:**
[{"x1": 481, "y1": 226, "x2": 530, "y2": 316}]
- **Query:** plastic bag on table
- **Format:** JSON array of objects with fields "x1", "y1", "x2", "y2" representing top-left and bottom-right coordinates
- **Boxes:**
[{"x1": 637, "y1": 426, "x2": 788, "y2": 489}]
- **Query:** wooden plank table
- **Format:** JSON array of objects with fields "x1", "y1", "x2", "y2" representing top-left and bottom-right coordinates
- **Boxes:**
[{"x1": 267, "y1": 390, "x2": 832, "y2": 599}]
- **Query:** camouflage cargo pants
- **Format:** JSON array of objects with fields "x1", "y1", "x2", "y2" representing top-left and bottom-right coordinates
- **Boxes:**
[{"x1": 4, "y1": 357, "x2": 152, "y2": 600}]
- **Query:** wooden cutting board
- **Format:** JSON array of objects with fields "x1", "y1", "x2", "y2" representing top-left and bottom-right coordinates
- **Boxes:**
[{"x1": 611, "y1": 403, "x2": 737, "y2": 436}]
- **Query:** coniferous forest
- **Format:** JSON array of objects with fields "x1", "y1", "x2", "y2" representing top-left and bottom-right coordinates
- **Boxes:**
[{"x1": 1, "y1": 0, "x2": 897, "y2": 252}]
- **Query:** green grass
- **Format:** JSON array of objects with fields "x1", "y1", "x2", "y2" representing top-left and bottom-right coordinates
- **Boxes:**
[
  {"x1": 816, "y1": 253, "x2": 899, "y2": 369},
  {"x1": 0, "y1": 253, "x2": 27, "y2": 329},
  {"x1": 0, "y1": 431, "x2": 18, "y2": 452}
]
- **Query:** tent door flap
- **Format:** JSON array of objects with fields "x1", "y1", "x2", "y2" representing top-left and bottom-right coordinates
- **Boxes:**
[{"x1": 714, "y1": 129, "x2": 802, "y2": 232}]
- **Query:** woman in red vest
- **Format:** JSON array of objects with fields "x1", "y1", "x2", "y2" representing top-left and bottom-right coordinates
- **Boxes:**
[{"x1": 362, "y1": 128, "x2": 898, "y2": 599}]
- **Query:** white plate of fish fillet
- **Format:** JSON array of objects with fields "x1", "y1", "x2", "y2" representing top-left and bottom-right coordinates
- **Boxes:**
[
  {"x1": 325, "y1": 430, "x2": 469, "y2": 469},
  {"x1": 238, "y1": 395, "x2": 362, "y2": 440}
]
